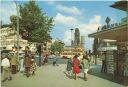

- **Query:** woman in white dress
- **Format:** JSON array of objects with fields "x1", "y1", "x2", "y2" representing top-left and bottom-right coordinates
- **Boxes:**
[{"x1": 19, "y1": 57, "x2": 24, "y2": 73}]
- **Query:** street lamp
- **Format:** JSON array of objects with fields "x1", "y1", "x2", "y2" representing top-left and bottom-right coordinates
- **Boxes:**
[
  {"x1": 14, "y1": 0, "x2": 20, "y2": 60},
  {"x1": 70, "y1": 29, "x2": 74, "y2": 47}
]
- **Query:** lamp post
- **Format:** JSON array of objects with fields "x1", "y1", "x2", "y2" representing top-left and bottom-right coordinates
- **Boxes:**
[
  {"x1": 70, "y1": 29, "x2": 74, "y2": 47},
  {"x1": 14, "y1": 1, "x2": 20, "y2": 60}
]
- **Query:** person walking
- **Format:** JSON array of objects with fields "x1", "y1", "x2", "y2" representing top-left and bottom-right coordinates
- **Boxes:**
[
  {"x1": 24, "y1": 55, "x2": 31, "y2": 77},
  {"x1": 101, "y1": 51, "x2": 107, "y2": 73},
  {"x1": 25, "y1": 46, "x2": 32, "y2": 58},
  {"x1": 72, "y1": 55, "x2": 80, "y2": 80},
  {"x1": 10, "y1": 53, "x2": 18, "y2": 74},
  {"x1": 30, "y1": 59, "x2": 37, "y2": 76},
  {"x1": 53, "y1": 56, "x2": 58, "y2": 66},
  {"x1": 2, "y1": 55, "x2": 12, "y2": 82},
  {"x1": 19, "y1": 57, "x2": 24, "y2": 73},
  {"x1": 43, "y1": 54, "x2": 48, "y2": 65},
  {"x1": 82, "y1": 54, "x2": 90, "y2": 81},
  {"x1": 66, "y1": 58, "x2": 72, "y2": 76}
]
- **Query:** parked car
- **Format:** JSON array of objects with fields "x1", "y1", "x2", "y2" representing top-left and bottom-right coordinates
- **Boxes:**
[{"x1": 48, "y1": 55, "x2": 55, "y2": 59}]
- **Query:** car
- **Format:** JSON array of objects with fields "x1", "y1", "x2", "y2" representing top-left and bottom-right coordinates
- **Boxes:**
[{"x1": 48, "y1": 55, "x2": 56, "y2": 59}]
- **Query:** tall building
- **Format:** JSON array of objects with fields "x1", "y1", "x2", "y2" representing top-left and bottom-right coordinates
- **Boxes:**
[
  {"x1": 74, "y1": 28, "x2": 80, "y2": 46},
  {"x1": 61, "y1": 28, "x2": 86, "y2": 59},
  {"x1": 80, "y1": 36, "x2": 85, "y2": 48}
]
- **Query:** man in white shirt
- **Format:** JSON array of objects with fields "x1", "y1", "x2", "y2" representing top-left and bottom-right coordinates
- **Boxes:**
[{"x1": 1, "y1": 55, "x2": 12, "y2": 82}]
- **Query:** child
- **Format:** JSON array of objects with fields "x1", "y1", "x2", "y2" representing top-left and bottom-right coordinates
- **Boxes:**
[
  {"x1": 66, "y1": 58, "x2": 72, "y2": 76},
  {"x1": 30, "y1": 59, "x2": 37, "y2": 75}
]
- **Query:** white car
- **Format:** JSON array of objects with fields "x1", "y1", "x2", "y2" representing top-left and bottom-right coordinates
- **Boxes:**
[{"x1": 48, "y1": 55, "x2": 56, "y2": 59}]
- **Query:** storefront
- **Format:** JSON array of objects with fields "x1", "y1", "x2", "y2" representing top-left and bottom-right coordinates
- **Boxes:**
[
  {"x1": 88, "y1": 1, "x2": 128, "y2": 85},
  {"x1": 89, "y1": 22, "x2": 128, "y2": 85},
  {"x1": 89, "y1": 24, "x2": 128, "y2": 85}
]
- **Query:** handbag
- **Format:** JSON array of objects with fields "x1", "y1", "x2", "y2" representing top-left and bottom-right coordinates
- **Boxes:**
[{"x1": 79, "y1": 65, "x2": 82, "y2": 69}]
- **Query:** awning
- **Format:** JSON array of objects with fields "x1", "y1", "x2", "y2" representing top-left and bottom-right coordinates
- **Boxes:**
[
  {"x1": 88, "y1": 24, "x2": 128, "y2": 41},
  {"x1": 110, "y1": 1, "x2": 128, "y2": 11},
  {"x1": 98, "y1": 46, "x2": 117, "y2": 51}
]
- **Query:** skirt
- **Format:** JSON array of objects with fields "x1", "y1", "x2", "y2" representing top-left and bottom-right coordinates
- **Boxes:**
[
  {"x1": 11, "y1": 65, "x2": 17, "y2": 74},
  {"x1": 73, "y1": 66, "x2": 80, "y2": 74}
]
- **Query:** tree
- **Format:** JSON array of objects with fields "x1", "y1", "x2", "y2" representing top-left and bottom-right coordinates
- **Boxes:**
[
  {"x1": 10, "y1": 15, "x2": 17, "y2": 30},
  {"x1": 1, "y1": 24, "x2": 12, "y2": 28},
  {"x1": 10, "y1": 1, "x2": 54, "y2": 43},
  {"x1": 10, "y1": 1, "x2": 54, "y2": 67},
  {"x1": 50, "y1": 40, "x2": 64, "y2": 54}
]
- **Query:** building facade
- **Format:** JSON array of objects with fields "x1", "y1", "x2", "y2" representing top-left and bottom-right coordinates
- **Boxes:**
[
  {"x1": 0, "y1": 27, "x2": 36, "y2": 52},
  {"x1": 89, "y1": 1, "x2": 128, "y2": 85},
  {"x1": 61, "y1": 46, "x2": 84, "y2": 59}
]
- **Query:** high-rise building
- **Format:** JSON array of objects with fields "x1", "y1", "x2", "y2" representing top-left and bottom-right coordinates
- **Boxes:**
[
  {"x1": 74, "y1": 28, "x2": 80, "y2": 46},
  {"x1": 80, "y1": 36, "x2": 85, "y2": 48}
]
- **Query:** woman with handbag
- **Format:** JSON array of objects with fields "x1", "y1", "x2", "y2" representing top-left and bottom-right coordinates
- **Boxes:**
[{"x1": 72, "y1": 55, "x2": 80, "y2": 80}]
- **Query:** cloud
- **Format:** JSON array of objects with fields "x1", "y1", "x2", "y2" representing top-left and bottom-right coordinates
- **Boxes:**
[
  {"x1": 46, "y1": 1, "x2": 83, "y2": 15},
  {"x1": 54, "y1": 13, "x2": 78, "y2": 26},
  {"x1": 63, "y1": 30, "x2": 71, "y2": 45},
  {"x1": 79, "y1": 15, "x2": 101, "y2": 35},
  {"x1": 0, "y1": 1, "x2": 16, "y2": 24},
  {"x1": 46, "y1": 1, "x2": 55, "y2": 5},
  {"x1": 56, "y1": 5, "x2": 82, "y2": 15},
  {"x1": 60, "y1": 14, "x2": 101, "y2": 47}
]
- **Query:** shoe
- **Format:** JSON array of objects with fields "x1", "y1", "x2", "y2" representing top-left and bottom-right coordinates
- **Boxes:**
[
  {"x1": 8, "y1": 77, "x2": 12, "y2": 81},
  {"x1": 84, "y1": 77, "x2": 87, "y2": 81},
  {"x1": 2, "y1": 78, "x2": 7, "y2": 82}
]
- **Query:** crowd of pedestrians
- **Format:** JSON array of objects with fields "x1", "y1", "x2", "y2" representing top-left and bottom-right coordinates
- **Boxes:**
[
  {"x1": 65, "y1": 52, "x2": 91, "y2": 81},
  {"x1": 1, "y1": 46, "x2": 37, "y2": 82},
  {"x1": 1, "y1": 46, "x2": 103, "y2": 83}
]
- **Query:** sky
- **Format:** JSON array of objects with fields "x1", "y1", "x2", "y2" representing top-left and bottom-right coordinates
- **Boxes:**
[{"x1": 0, "y1": 0, "x2": 126, "y2": 50}]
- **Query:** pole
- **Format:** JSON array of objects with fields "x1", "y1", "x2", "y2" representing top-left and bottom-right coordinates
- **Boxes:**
[
  {"x1": 70, "y1": 29, "x2": 73, "y2": 47},
  {"x1": 14, "y1": 1, "x2": 20, "y2": 61}
]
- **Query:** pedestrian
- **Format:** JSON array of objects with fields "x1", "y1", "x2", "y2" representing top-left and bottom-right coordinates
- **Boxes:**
[
  {"x1": 100, "y1": 51, "x2": 107, "y2": 73},
  {"x1": 1, "y1": 54, "x2": 4, "y2": 74},
  {"x1": 10, "y1": 53, "x2": 18, "y2": 74},
  {"x1": 66, "y1": 58, "x2": 72, "y2": 76},
  {"x1": 53, "y1": 57, "x2": 57, "y2": 66},
  {"x1": 72, "y1": 55, "x2": 80, "y2": 80},
  {"x1": 124, "y1": 55, "x2": 128, "y2": 76},
  {"x1": 24, "y1": 55, "x2": 31, "y2": 77},
  {"x1": 25, "y1": 46, "x2": 32, "y2": 58},
  {"x1": 30, "y1": 59, "x2": 37, "y2": 76},
  {"x1": 43, "y1": 54, "x2": 48, "y2": 65},
  {"x1": 81, "y1": 54, "x2": 90, "y2": 81},
  {"x1": 1, "y1": 55, "x2": 12, "y2": 82},
  {"x1": 19, "y1": 57, "x2": 24, "y2": 73}
]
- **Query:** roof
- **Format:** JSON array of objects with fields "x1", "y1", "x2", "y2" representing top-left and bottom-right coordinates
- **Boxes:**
[
  {"x1": 88, "y1": 23, "x2": 128, "y2": 41},
  {"x1": 98, "y1": 46, "x2": 117, "y2": 51},
  {"x1": 110, "y1": 1, "x2": 128, "y2": 11}
]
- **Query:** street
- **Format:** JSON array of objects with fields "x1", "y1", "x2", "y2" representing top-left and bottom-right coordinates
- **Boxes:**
[
  {"x1": 1, "y1": 1, "x2": 128, "y2": 87},
  {"x1": 1, "y1": 60, "x2": 126, "y2": 87}
]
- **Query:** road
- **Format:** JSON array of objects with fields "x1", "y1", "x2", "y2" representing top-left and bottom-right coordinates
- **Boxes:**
[{"x1": 1, "y1": 59, "x2": 127, "y2": 87}]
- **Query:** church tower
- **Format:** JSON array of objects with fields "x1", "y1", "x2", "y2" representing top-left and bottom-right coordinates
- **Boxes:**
[{"x1": 74, "y1": 28, "x2": 80, "y2": 47}]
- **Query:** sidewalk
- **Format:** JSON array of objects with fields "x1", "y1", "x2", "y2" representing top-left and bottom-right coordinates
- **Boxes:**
[{"x1": 1, "y1": 64, "x2": 127, "y2": 87}]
